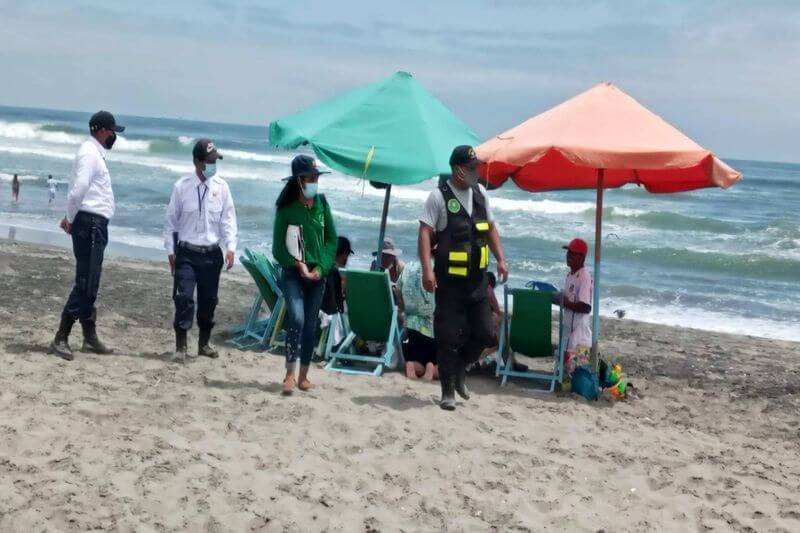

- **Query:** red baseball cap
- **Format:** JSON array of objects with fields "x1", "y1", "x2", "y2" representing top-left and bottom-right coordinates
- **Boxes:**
[{"x1": 563, "y1": 238, "x2": 589, "y2": 255}]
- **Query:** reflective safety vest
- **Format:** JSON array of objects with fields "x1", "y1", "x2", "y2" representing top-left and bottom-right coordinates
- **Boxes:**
[{"x1": 434, "y1": 182, "x2": 490, "y2": 280}]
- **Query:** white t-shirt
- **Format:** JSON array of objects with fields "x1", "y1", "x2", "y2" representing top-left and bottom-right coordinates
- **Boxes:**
[
  {"x1": 419, "y1": 177, "x2": 494, "y2": 231},
  {"x1": 563, "y1": 267, "x2": 593, "y2": 352}
]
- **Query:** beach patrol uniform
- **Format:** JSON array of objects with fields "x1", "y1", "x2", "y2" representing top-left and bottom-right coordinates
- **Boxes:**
[
  {"x1": 50, "y1": 110, "x2": 124, "y2": 361},
  {"x1": 164, "y1": 158, "x2": 237, "y2": 355},
  {"x1": 420, "y1": 176, "x2": 497, "y2": 395}
]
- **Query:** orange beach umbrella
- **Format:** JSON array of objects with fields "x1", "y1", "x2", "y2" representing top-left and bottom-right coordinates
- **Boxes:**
[{"x1": 476, "y1": 82, "x2": 741, "y2": 363}]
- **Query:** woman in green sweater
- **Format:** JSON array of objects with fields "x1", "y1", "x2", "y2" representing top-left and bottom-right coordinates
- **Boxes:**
[{"x1": 273, "y1": 155, "x2": 338, "y2": 394}]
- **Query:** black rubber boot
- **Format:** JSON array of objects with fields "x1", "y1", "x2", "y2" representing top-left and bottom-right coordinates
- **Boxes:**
[
  {"x1": 80, "y1": 321, "x2": 114, "y2": 354},
  {"x1": 455, "y1": 362, "x2": 471, "y2": 400},
  {"x1": 49, "y1": 316, "x2": 75, "y2": 361},
  {"x1": 174, "y1": 328, "x2": 188, "y2": 363},
  {"x1": 440, "y1": 377, "x2": 456, "y2": 411},
  {"x1": 198, "y1": 329, "x2": 218, "y2": 359}
]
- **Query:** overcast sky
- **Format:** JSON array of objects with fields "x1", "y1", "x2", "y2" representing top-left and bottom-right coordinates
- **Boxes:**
[{"x1": 2, "y1": 0, "x2": 798, "y2": 162}]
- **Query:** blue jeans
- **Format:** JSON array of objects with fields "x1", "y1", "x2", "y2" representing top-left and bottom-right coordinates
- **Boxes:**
[{"x1": 281, "y1": 269, "x2": 325, "y2": 367}]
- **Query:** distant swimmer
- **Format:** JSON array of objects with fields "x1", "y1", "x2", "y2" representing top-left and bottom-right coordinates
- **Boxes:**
[
  {"x1": 50, "y1": 110, "x2": 125, "y2": 361},
  {"x1": 164, "y1": 139, "x2": 237, "y2": 362},
  {"x1": 11, "y1": 174, "x2": 20, "y2": 203},
  {"x1": 47, "y1": 174, "x2": 57, "y2": 204}
]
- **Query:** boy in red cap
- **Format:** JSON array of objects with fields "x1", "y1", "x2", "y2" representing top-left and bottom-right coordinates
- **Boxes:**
[{"x1": 559, "y1": 238, "x2": 593, "y2": 377}]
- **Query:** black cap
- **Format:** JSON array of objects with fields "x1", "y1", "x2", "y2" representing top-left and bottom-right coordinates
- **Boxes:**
[
  {"x1": 89, "y1": 110, "x2": 125, "y2": 133},
  {"x1": 449, "y1": 145, "x2": 481, "y2": 168},
  {"x1": 284, "y1": 154, "x2": 330, "y2": 181},
  {"x1": 192, "y1": 138, "x2": 223, "y2": 161},
  {"x1": 337, "y1": 236, "x2": 354, "y2": 256}
]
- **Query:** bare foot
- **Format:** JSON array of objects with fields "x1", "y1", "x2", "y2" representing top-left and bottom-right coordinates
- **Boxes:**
[
  {"x1": 405, "y1": 361, "x2": 419, "y2": 380},
  {"x1": 298, "y1": 378, "x2": 314, "y2": 391},
  {"x1": 282, "y1": 374, "x2": 296, "y2": 395},
  {"x1": 422, "y1": 362, "x2": 436, "y2": 382}
]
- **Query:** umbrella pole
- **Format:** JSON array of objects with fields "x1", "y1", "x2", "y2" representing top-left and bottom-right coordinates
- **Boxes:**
[
  {"x1": 374, "y1": 184, "x2": 392, "y2": 271},
  {"x1": 590, "y1": 169, "x2": 604, "y2": 370}
]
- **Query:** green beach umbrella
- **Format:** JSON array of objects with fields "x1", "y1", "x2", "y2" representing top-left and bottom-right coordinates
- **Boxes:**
[{"x1": 269, "y1": 71, "x2": 480, "y2": 265}]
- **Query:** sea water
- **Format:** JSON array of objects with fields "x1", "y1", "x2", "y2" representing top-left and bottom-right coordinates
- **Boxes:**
[{"x1": 1, "y1": 105, "x2": 798, "y2": 342}]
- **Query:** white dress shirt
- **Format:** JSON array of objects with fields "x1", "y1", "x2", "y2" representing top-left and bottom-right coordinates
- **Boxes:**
[
  {"x1": 164, "y1": 172, "x2": 238, "y2": 255},
  {"x1": 66, "y1": 137, "x2": 115, "y2": 222}
]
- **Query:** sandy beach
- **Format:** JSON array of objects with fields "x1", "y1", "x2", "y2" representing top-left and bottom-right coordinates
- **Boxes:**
[{"x1": 1, "y1": 238, "x2": 799, "y2": 532}]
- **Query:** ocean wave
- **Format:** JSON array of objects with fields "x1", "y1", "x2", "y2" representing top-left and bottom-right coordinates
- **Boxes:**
[
  {"x1": 331, "y1": 209, "x2": 417, "y2": 226},
  {"x1": 223, "y1": 149, "x2": 294, "y2": 164},
  {"x1": 606, "y1": 209, "x2": 743, "y2": 234},
  {"x1": 0, "y1": 120, "x2": 85, "y2": 145},
  {"x1": 40, "y1": 123, "x2": 84, "y2": 135},
  {"x1": 598, "y1": 299, "x2": 800, "y2": 342},
  {"x1": 491, "y1": 197, "x2": 597, "y2": 214},
  {"x1": 0, "y1": 120, "x2": 151, "y2": 153},
  {"x1": 1, "y1": 120, "x2": 292, "y2": 162},
  {"x1": 616, "y1": 244, "x2": 800, "y2": 282},
  {"x1": 0, "y1": 145, "x2": 75, "y2": 161},
  {"x1": 0, "y1": 172, "x2": 40, "y2": 182},
  {"x1": 317, "y1": 176, "x2": 603, "y2": 216}
]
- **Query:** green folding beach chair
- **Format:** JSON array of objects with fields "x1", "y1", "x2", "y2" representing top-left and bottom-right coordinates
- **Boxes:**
[
  {"x1": 325, "y1": 269, "x2": 403, "y2": 376},
  {"x1": 495, "y1": 284, "x2": 566, "y2": 392},
  {"x1": 229, "y1": 253, "x2": 285, "y2": 350}
]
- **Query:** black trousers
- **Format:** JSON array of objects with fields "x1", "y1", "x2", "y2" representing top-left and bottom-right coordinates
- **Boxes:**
[
  {"x1": 173, "y1": 246, "x2": 223, "y2": 332},
  {"x1": 434, "y1": 273, "x2": 496, "y2": 382},
  {"x1": 62, "y1": 211, "x2": 108, "y2": 324}
]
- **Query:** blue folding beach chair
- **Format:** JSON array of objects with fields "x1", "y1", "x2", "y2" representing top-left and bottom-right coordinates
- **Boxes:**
[
  {"x1": 325, "y1": 269, "x2": 403, "y2": 376},
  {"x1": 229, "y1": 250, "x2": 285, "y2": 350},
  {"x1": 228, "y1": 249, "x2": 266, "y2": 336},
  {"x1": 495, "y1": 282, "x2": 567, "y2": 392}
]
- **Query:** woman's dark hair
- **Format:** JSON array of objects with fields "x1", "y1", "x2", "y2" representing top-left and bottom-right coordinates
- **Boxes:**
[{"x1": 276, "y1": 178, "x2": 301, "y2": 209}]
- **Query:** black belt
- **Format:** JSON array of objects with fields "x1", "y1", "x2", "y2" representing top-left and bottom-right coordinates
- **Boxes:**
[{"x1": 178, "y1": 241, "x2": 220, "y2": 254}]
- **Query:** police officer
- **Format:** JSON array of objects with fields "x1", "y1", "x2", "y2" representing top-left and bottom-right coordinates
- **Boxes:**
[
  {"x1": 418, "y1": 145, "x2": 508, "y2": 410},
  {"x1": 164, "y1": 139, "x2": 238, "y2": 361},
  {"x1": 50, "y1": 110, "x2": 125, "y2": 361}
]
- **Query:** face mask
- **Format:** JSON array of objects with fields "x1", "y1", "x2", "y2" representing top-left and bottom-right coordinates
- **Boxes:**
[
  {"x1": 104, "y1": 132, "x2": 117, "y2": 150},
  {"x1": 203, "y1": 163, "x2": 217, "y2": 179},
  {"x1": 461, "y1": 168, "x2": 480, "y2": 187},
  {"x1": 302, "y1": 182, "x2": 319, "y2": 198}
]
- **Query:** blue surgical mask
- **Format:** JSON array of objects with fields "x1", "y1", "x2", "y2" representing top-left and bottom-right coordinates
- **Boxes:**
[
  {"x1": 203, "y1": 163, "x2": 217, "y2": 179},
  {"x1": 302, "y1": 182, "x2": 319, "y2": 198}
]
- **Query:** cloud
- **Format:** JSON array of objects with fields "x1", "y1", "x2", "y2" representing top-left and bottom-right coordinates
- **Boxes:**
[{"x1": 0, "y1": 0, "x2": 798, "y2": 161}]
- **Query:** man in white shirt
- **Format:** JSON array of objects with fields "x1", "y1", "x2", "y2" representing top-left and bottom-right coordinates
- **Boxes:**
[
  {"x1": 418, "y1": 145, "x2": 509, "y2": 410},
  {"x1": 559, "y1": 238, "x2": 593, "y2": 376},
  {"x1": 50, "y1": 111, "x2": 124, "y2": 361},
  {"x1": 164, "y1": 139, "x2": 237, "y2": 361}
]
